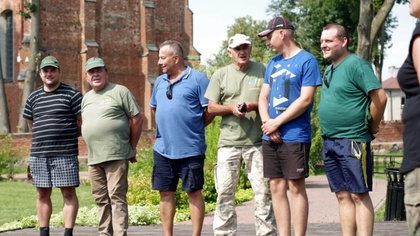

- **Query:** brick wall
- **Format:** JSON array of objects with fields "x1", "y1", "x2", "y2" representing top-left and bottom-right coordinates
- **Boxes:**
[
  {"x1": 2, "y1": 0, "x2": 199, "y2": 133},
  {"x1": 372, "y1": 120, "x2": 403, "y2": 153}
]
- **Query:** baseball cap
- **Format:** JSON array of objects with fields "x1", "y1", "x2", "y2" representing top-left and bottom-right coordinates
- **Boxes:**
[
  {"x1": 85, "y1": 57, "x2": 106, "y2": 71},
  {"x1": 39, "y1": 56, "x2": 60, "y2": 69},
  {"x1": 258, "y1": 16, "x2": 295, "y2": 38},
  {"x1": 228, "y1": 34, "x2": 252, "y2": 49}
]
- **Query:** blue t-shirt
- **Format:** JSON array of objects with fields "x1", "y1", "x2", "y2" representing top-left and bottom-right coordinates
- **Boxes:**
[
  {"x1": 149, "y1": 66, "x2": 209, "y2": 159},
  {"x1": 262, "y1": 50, "x2": 321, "y2": 143}
]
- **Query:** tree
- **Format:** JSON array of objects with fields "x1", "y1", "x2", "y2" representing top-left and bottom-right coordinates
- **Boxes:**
[
  {"x1": 267, "y1": 0, "x2": 407, "y2": 74},
  {"x1": 0, "y1": 47, "x2": 11, "y2": 134},
  {"x1": 17, "y1": 0, "x2": 40, "y2": 133},
  {"x1": 266, "y1": 0, "x2": 407, "y2": 170}
]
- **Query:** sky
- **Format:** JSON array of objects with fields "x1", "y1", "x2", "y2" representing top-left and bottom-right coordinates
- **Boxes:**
[{"x1": 189, "y1": 0, "x2": 417, "y2": 80}]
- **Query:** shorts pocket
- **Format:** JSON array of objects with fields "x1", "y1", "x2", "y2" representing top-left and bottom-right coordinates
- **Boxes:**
[{"x1": 188, "y1": 163, "x2": 204, "y2": 190}]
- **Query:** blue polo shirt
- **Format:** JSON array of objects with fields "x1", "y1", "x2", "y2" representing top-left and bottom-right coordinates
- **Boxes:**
[{"x1": 149, "y1": 66, "x2": 209, "y2": 159}]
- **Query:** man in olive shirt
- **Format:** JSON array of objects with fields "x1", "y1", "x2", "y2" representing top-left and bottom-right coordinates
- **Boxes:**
[{"x1": 81, "y1": 57, "x2": 143, "y2": 236}]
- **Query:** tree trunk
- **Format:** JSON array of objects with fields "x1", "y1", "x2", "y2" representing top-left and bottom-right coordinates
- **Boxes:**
[
  {"x1": 17, "y1": 0, "x2": 40, "y2": 133},
  {"x1": 0, "y1": 47, "x2": 11, "y2": 134},
  {"x1": 357, "y1": 0, "x2": 374, "y2": 61},
  {"x1": 370, "y1": 0, "x2": 395, "y2": 44}
]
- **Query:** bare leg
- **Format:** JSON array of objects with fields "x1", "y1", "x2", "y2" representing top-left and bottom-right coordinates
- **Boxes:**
[
  {"x1": 270, "y1": 178, "x2": 291, "y2": 236},
  {"x1": 60, "y1": 186, "x2": 79, "y2": 228},
  {"x1": 336, "y1": 191, "x2": 357, "y2": 236},
  {"x1": 288, "y1": 178, "x2": 308, "y2": 236},
  {"x1": 187, "y1": 190, "x2": 205, "y2": 236},
  {"x1": 352, "y1": 192, "x2": 374, "y2": 236},
  {"x1": 160, "y1": 191, "x2": 176, "y2": 236},
  {"x1": 37, "y1": 187, "x2": 53, "y2": 227}
]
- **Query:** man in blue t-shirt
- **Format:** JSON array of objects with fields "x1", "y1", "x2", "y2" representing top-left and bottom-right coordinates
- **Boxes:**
[
  {"x1": 258, "y1": 16, "x2": 322, "y2": 236},
  {"x1": 149, "y1": 40, "x2": 214, "y2": 236}
]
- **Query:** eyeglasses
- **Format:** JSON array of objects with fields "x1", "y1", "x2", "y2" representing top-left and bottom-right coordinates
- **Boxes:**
[
  {"x1": 323, "y1": 66, "x2": 334, "y2": 88},
  {"x1": 166, "y1": 83, "x2": 173, "y2": 100},
  {"x1": 165, "y1": 67, "x2": 192, "y2": 100}
]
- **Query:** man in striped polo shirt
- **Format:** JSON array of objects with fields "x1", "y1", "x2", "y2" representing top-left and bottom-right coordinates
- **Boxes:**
[{"x1": 23, "y1": 56, "x2": 83, "y2": 236}]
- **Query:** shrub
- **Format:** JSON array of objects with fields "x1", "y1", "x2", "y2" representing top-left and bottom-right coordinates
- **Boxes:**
[
  {"x1": 127, "y1": 116, "x2": 253, "y2": 210},
  {"x1": 0, "y1": 134, "x2": 24, "y2": 179}
]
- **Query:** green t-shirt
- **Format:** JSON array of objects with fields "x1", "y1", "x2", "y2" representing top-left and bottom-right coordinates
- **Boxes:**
[
  {"x1": 318, "y1": 54, "x2": 382, "y2": 142},
  {"x1": 205, "y1": 62, "x2": 265, "y2": 147},
  {"x1": 81, "y1": 83, "x2": 140, "y2": 165}
]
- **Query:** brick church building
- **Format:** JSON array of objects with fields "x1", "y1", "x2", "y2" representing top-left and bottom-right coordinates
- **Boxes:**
[{"x1": 1, "y1": 0, "x2": 201, "y2": 133}]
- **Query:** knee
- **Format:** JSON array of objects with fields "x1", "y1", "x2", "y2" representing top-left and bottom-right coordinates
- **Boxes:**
[
  {"x1": 351, "y1": 192, "x2": 369, "y2": 204},
  {"x1": 37, "y1": 188, "x2": 52, "y2": 200},
  {"x1": 61, "y1": 187, "x2": 77, "y2": 201}
]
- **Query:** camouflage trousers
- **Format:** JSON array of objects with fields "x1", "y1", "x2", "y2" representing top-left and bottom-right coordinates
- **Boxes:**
[
  {"x1": 213, "y1": 146, "x2": 277, "y2": 236},
  {"x1": 404, "y1": 168, "x2": 420, "y2": 236}
]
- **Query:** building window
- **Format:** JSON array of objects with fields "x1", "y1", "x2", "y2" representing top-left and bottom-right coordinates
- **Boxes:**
[{"x1": 0, "y1": 10, "x2": 13, "y2": 83}]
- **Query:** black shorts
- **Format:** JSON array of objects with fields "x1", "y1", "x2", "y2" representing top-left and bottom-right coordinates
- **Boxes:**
[
  {"x1": 262, "y1": 140, "x2": 310, "y2": 179},
  {"x1": 152, "y1": 151, "x2": 205, "y2": 193}
]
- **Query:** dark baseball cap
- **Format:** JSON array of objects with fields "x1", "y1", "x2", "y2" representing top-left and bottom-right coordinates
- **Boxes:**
[{"x1": 258, "y1": 16, "x2": 295, "y2": 38}]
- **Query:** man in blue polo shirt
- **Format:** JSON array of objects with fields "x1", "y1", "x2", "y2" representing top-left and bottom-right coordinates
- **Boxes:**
[{"x1": 149, "y1": 40, "x2": 214, "y2": 236}]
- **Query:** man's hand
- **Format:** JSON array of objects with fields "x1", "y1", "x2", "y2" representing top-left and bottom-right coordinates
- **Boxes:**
[
  {"x1": 261, "y1": 119, "x2": 280, "y2": 135},
  {"x1": 268, "y1": 130, "x2": 282, "y2": 144},
  {"x1": 129, "y1": 156, "x2": 137, "y2": 163}
]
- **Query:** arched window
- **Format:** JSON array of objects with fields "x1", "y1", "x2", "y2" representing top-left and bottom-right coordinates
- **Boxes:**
[{"x1": 0, "y1": 10, "x2": 13, "y2": 83}]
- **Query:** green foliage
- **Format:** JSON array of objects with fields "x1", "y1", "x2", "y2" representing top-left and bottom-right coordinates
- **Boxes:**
[
  {"x1": 127, "y1": 117, "x2": 253, "y2": 211},
  {"x1": 309, "y1": 88, "x2": 323, "y2": 175},
  {"x1": 127, "y1": 147, "x2": 160, "y2": 206},
  {"x1": 0, "y1": 134, "x2": 24, "y2": 179},
  {"x1": 19, "y1": 0, "x2": 37, "y2": 20},
  {"x1": 266, "y1": 0, "x2": 407, "y2": 72},
  {"x1": 267, "y1": 0, "x2": 360, "y2": 69}
]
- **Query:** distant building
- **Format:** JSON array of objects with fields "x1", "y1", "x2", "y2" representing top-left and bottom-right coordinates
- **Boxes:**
[
  {"x1": 0, "y1": 0, "x2": 201, "y2": 132},
  {"x1": 382, "y1": 67, "x2": 404, "y2": 121}
]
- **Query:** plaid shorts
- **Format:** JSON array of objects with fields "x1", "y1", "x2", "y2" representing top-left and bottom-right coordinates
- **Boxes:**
[{"x1": 29, "y1": 156, "x2": 80, "y2": 188}]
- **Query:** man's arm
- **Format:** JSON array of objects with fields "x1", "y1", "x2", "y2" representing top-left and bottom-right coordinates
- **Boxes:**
[
  {"x1": 129, "y1": 112, "x2": 144, "y2": 163},
  {"x1": 258, "y1": 84, "x2": 271, "y2": 123},
  {"x1": 204, "y1": 107, "x2": 215, "y2": 127},
  {"x1": 369, "y1": 88, "x2": 387, "y2": 134},
  {"x1": 77, "y1": 115, "x2": 82, "y2": 137},
  {"x1": 261, "y1": 86, "x2": 317, "y2": 135},
  {"x1": 26, "y1": 120, "x2": 33, "y2": 131}
]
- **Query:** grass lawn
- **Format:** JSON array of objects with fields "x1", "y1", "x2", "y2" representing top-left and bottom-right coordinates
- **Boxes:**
[{"x1": 0, "y1": 181, "x2": 95, "y2": 226}]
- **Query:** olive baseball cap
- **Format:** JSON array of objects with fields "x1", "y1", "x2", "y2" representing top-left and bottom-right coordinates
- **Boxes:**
[
  {"x1": 39, "y1": 56, "x2": 60, "y2": 69},
  {"x1": 85, "y1": 57, "x2": 106, "y2": 71}
]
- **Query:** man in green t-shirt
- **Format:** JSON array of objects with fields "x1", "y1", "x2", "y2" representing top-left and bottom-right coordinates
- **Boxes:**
[
  {"x1": 205, "y1": 34, "x2": 277, "y2": 236},
  {"x1": 319, "y1": 24, "x2": 387, "y2": 236},
  {"x1": 81, "y1": 57, "x2": 144, "y2": 236}
]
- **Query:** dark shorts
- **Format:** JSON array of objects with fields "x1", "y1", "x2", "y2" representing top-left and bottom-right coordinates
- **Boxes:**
[
  {"x1": 29, "y1": 156, "x2": 80, "y2": 188},
  {"x1": 152, "y1": 151, "x2": 205, "y2": 193},
  {"x1": 322, "y1": 138, "x2": 372, "y2": 193},
  {"x1": 262, "y1": 140, "x2": 310, "y2": 179}
]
